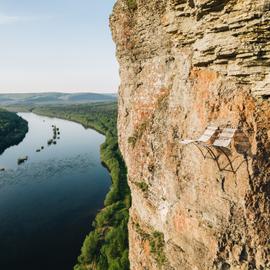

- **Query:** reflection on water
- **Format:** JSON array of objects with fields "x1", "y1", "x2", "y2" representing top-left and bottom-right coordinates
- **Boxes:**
[
  {"x1": 0, "y1": 154, "x2": 96, "y2": 189},
  {"x1": 0, "y1": 113, "x2": 111, "y2": 270}
]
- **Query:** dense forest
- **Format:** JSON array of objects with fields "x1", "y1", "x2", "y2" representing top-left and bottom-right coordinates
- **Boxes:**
[
  {"x1": 31, "y1": 103, "x2": 131, "y2": 270},
  {"x1": 0, "y1": 109, "x2": 28, "y2": 154}
]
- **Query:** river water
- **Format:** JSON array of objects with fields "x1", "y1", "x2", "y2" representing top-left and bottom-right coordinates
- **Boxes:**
[{"x1": 0, "y1": 113, "x2": 111, "y2": 270}]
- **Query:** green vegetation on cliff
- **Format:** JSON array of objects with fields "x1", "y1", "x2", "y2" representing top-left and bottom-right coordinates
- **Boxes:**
[
  {"x1": 0, "y1": 108, "x2": 28, "y2": 154},
  {"x1": 31, "y1": 103, "x2": 131, "y2": 270},
  {"x1": 126, "y1": 0, "x2": 137, "y2": 10}
]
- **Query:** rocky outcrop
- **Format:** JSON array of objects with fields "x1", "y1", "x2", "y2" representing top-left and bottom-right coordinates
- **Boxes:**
[{"x1": 110, "y1": 0, "x2": 270, "y2": 269}]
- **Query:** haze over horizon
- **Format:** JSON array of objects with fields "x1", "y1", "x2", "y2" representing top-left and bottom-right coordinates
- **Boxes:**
[
  {"x1": 0, "y1": 0, "x2": 118, "y2": 94},
  {"x1": 0, "y1": 90, "x2": 117, "y2": 94}
]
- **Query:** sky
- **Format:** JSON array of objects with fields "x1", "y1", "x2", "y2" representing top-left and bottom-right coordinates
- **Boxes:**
[{"x1": 0, "y1": 0, "x2": 118, "y2": 93}]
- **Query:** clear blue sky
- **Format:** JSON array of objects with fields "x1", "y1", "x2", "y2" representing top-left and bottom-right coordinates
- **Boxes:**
[{"x1": 0, "y1": 0, "x2": 118, "y2": 93}]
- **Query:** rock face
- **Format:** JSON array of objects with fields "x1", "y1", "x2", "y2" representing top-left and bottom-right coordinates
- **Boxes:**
[{"x1": 110, "y1": 0, "x2": 270, "y2": 269}]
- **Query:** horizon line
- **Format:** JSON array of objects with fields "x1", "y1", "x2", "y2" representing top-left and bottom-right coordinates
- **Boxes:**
[{"x1": 0, "y1": 91, "x2": 117, "y2": 94}]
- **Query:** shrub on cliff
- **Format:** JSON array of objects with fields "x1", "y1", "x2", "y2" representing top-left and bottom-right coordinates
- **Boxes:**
[{"x1": 126, "y1": 0, "x2": 137, "y2": 10}]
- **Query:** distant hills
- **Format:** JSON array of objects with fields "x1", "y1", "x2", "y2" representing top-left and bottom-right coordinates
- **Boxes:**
[{"x1": 0, "y1": 92, "x2": 117, "y2": 105}]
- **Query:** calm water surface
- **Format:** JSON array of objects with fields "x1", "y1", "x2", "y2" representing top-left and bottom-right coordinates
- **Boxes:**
[{"x1": 0, "y1": 113, "x2": 111, "y2": 270}]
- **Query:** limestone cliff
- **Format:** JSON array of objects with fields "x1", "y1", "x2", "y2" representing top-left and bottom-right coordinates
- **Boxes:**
[{"x1": 110, "y1": 0, "x2": 270, "y2": 269}]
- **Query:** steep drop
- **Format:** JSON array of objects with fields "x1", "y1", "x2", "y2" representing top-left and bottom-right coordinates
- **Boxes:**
[{"x1": 111, "y1": 0, "x2": 270, "y2": 269}]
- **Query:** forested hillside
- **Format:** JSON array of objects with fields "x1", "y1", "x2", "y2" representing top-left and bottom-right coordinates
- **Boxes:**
[
  {"x1": 0, "y1": 92, "x2": 116, "y2": 106},
  {"x1": 0, "y1": 109, "x2": 28, "y2": 154}
]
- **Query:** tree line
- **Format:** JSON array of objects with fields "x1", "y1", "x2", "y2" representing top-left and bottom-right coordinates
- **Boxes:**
[{"x1": 0, "y1": 108, "x2": 28, "y2": 154}]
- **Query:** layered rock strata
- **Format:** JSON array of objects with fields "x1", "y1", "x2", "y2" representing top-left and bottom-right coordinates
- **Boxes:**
[{"x1": 110, "y1": 0, "x2": 270, "y2": 269}]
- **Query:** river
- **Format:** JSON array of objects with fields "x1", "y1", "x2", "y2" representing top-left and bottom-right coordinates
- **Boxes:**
[{"x1": 0, "y1": 112, "x2": 111, "y2": 270}]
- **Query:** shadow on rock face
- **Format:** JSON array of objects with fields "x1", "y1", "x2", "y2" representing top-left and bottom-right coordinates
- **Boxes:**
[{"x1": 234, "y1": 130, "x2": 252, "y2": 157}]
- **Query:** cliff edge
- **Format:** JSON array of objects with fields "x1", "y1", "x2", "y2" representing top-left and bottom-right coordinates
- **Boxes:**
[{"x1": 110, "y1": 0, "x2": 270, "y2": 269}]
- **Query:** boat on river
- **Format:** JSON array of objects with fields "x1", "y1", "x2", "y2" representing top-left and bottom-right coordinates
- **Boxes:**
[
  {"x1": 17, "y1": 156, "x2": 28, "y2": 165},
  {"x1": 48, "y1": 139, "x2": 53, "y2": 145}
]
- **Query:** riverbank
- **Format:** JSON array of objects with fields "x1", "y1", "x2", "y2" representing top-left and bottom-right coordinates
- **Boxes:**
[
  {"x1": 30, "y1": 103, "x2": 130, "y2": 269},
  {"x1": 0, "y1": 108, "x2": 28, "y2": 155}
]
